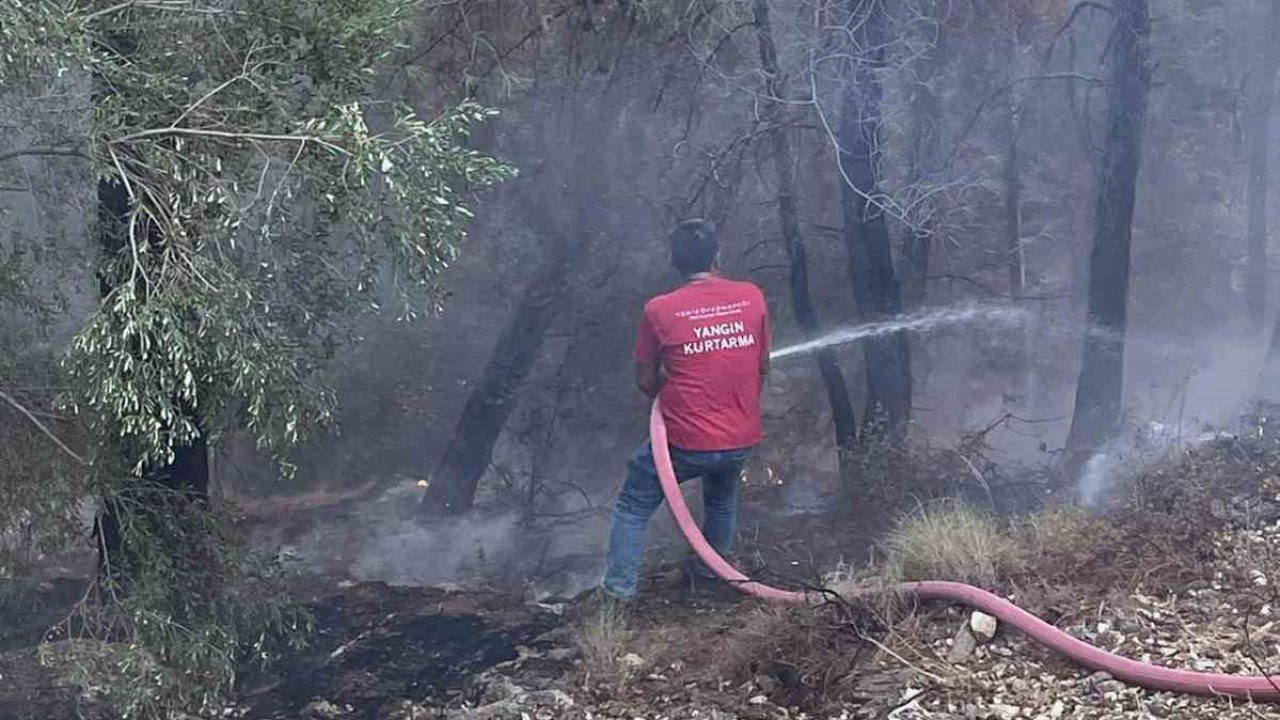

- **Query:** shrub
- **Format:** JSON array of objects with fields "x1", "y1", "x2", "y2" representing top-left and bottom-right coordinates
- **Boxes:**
[{"x1": 883, "y1": 501, "x2": 1017, "y2": 587}]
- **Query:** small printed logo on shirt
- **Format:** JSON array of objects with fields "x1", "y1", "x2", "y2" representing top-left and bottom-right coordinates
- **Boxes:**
[
  {"x1": 674, "y1": 299, "x2": 752, "y2": 321},
  {"x1": 684, "y1": 320, "x2": 757, "y2": 355}
]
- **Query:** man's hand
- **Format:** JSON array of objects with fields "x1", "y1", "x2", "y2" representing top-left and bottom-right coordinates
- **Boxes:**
[{"x1": 635, "y1": 360, "x2": 664, "y2": 399}]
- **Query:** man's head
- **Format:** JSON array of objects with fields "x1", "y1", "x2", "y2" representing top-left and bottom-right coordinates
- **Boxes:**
[{"x1": 668, "y1": 219, "x2": 718, "y2": 277}]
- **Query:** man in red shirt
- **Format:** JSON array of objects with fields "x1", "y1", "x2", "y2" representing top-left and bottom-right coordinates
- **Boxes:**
[{"x1": 600, "y1": 219, "x2": 770, "y2": 600}]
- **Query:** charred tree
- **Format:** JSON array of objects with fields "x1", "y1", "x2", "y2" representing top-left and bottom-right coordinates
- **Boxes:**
[
  {"x1": 1247, "y1": 0, "x2": 1280, "y2": 328},
  {"x1": 421, "y1": 220, "x2": 572, "y2": 515},
  {"x1": 1066, "y1": 0, "x2": 1151, "y2": 457},
  {"x1": 421, "y1": 91, "x2": 623, "y2": 515},
  {"x1": 835, "y1": 0, "x2": 912, "y2": 440},
  {"x1": 753, "y1": 0, "x2": 860, "y2": 475}
]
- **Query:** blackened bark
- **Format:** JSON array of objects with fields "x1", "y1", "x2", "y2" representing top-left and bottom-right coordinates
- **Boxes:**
[
  {"x1": 836, "y1": 0, "x2": 912, "y2": 440},
  {"x1": 753, "y1": 0, "x2": 859, "y2": 468},
  {"x1": 421, "y1": 104, "x2": 618, "y2": 515},
  {"x1": 421, "y1": 234, "x2": 571, "y2": 515},
  {"x1": 1066, "y1": 0, "x2": 1150, "y2": 456},
  {"x1": 1247, "y1": 0, "x2": 1280, "y2": 328},
  {"x1": 95, "y1": 177, "x2": 209, "y2": 574}
]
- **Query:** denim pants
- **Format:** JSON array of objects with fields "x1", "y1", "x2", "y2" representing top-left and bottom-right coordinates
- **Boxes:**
[{"x1": 602, "y1": 442, "x2": 751, "y2": 599}]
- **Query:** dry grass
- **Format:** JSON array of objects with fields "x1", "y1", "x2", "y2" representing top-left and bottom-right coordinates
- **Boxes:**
[
  {"x1": 572, "y1": 599, "x2": 634, "y2": 685},
  {"x1": 1015, "y1": 504, "x2": 1096, "y2": 559},
  {"x1": 882, "y1": 501, "x2": 1017, "y2": 588},
  {"x1": 712, "y1": 602, "x2": 889, "y2": 711}
]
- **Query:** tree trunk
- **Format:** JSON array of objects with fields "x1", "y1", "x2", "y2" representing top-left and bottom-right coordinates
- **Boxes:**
[
  {"x1": 900, "y1": 7, "x2": 946, "y2": 311},
  {"x1": 1263, "y1": 309, "x2": 1280, "y2": 395},
  {"x1": 1246, "y1": 0, "x2": 1280, "y2": 329},
  {"x1": 95, "y1": 175, "x2": 209, "y2": 575},
  {"x1": 420, "y1": 220, "x2": 571, "y2": 516},
  {"x1": 753, "y1": 0, "x2": 860, "y2": 476},
  {"x1": 1065, "y1": 0, "x2": 1150, "y2": 457},
  {"x1": 1003, "y1": 32, "x2": 1031, "y2": 408},
  {"x1": 1004, "y1": 112, "x2": 1025, "y2": 299},
  {"x1": 420, "y1": 71, "x2": 629, "y2": 516},
  {"x1": 835, "y1": 0, "x2": 912, "y2": 440}
]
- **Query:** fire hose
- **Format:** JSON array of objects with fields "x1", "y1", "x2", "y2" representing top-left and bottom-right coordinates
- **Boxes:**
[{"x1": 649, "y1": 400, "x2": 1280, "y2": 701}]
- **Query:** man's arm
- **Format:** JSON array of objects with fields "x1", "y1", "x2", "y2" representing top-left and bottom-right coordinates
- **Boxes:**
[
  {"x1": 634, "y1": 306, "x2": 663, "y2": 399},
  {"x1": 635, "y1": 360, "x2": 664, "y2": 399}
]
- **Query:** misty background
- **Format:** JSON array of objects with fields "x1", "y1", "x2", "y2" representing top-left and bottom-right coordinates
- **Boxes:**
[{"x1": 4, "y1": 0, "x2": 1279, "y2": 600}]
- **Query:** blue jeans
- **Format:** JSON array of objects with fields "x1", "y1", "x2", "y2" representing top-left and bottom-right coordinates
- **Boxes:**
[{"x1": 602, "y1": 442, "x2": 751, "y2": 599}]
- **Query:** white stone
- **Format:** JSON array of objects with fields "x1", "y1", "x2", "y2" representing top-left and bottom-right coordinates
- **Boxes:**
[{"x1": 970, "y1": 611, "x2": 998, "y2": 642}]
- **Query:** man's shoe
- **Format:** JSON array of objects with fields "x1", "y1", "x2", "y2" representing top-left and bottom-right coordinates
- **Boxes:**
[
  {"x1": 683, "y1": 559, "x2": 747, "y2": 603},
  {"x1": 684, "y1": 557, "x2": 720, "y2": 582}
]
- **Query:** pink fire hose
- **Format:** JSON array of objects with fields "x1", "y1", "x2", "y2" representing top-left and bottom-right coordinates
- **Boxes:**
[{"x1": 649, "y1": 400, "x2": 1280, "y2": 701}]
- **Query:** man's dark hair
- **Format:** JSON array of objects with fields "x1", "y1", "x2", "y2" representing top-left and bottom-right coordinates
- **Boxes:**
[{"x1": 668, "y1": 219, "x2": 718, "y2": 276}]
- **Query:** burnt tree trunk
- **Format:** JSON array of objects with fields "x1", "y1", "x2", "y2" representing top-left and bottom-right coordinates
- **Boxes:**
[
  {"x1": 1247, "y1": 0, "x2": 1280, "y2": 328},
  {"x1": 420, "y1": 201, "x2": 574, "y2": 516},
  {"x1": 95, "y1": 175, "x2": 209, "y2": 576},
  {"x1": 753, "y1": 0, "x2": 860, "y2": 476},
  {"x1": 420, "y1": 92, "x2": 621, "y2": 516},
  {"x1": 420, "y1": 259, "x2": 568, "y2": 515},
  {"x1": 836, "y1": 0, "x2": 912, "y2": 441},
  {"x1": 1065, "y1": 0, "x2": 1150, "y2": 457}
]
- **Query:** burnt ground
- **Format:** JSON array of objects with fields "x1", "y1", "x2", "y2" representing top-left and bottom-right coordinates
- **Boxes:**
[
  {"x1": 230, "y1": 492, "x2": 889, "y2": 719},
  {"x1": 236, "y1": 580, "x2": 562, "y2": 719},
  {"x1": 0, "y1": 492, "x2": 888, "y2": 720}
]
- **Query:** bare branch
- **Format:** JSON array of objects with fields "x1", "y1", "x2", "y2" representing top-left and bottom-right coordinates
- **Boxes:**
[
  {"x1": 0, "y1": 146, "x2": 87, "y2": 164},
  {"x1": 0, "y1": 388, "x2": 86, "y2": 465},
  {"x1": 945, "y1": 73, "x2": 1103, "y2": 171},
  {"x1": 110, "y1": 128, "x2": 347, "y2": 156}
]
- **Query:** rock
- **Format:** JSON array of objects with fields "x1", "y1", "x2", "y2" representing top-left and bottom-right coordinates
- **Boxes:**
[
  {"x1": 531, "y1": 627, "x2": 574, "y2": 645},
  {"x1": 1083, "y1": 670, "x2": 1112, "y2": 686},
  {"x1": 477, "y1": 674, "x2": 524, "y2": 704},
  {"x1": 522, "y1": 689, "x2": 574, "y2": 709},
  {"x1": 752, "y1": 673, "x2": 778, "y2": 694},
  {"x1": 546, "y1": 647, "x2": 578, "y2": 662},
  {"x1": 378, "y1": 699, "x2": 444, "y2": 720},
  {"x1": 303, "y1": 700, "x2": 348, "y2": 720},
  {"x1": 1096, "y1": 679, "x2": 1126, "y2": 693},
  {"x1": 948, "y1": 625, "x2": 980, "y2": 663},
  {"x1": 970, "y1": 611, "x2": 998, "y2": 643},
  {"x1": 445, "y1": 700, "x2": 521, "y2": 720},
  {"x1": 985, "y1": 703, "x2": 1021, "y2": 720}
]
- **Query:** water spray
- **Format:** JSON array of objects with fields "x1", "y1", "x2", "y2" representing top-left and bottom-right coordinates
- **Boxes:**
[
  {"x1": 768, "y1": 304, "x2": 1030, "y2": 361},
  {"x1": 649, "y1": 401, "x2": 1280, "y2": 701}
]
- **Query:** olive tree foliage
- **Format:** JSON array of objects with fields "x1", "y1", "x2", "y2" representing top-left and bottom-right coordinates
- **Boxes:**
[
  {"x1": 2, "y1": 0, "x2": 510, "y2": 714},
  {"x1": 3, "y1": 0, "x2": 511, "y2": 475}
]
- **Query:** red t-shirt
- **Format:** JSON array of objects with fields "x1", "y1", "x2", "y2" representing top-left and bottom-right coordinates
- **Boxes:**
[{"x1": 634, "y1": 276, "x2": 770, "y2": 451}]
